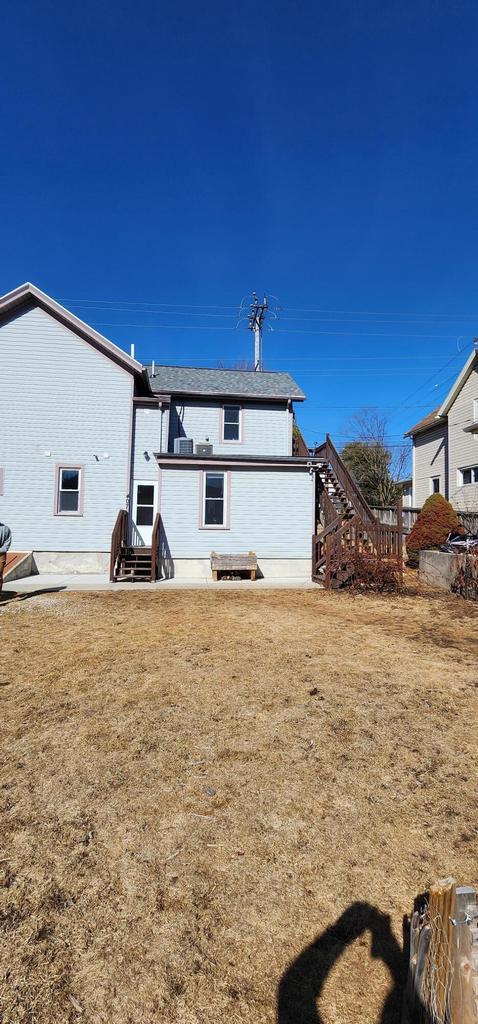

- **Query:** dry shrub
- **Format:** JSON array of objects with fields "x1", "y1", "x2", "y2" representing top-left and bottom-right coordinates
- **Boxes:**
[
  {"x1": 451, "y1": 552, "x2": 478, "y2": 600},
  {"x1": 349, "y1": 550, "x2": 403, "y2": 593},
  {"x1": 406, "y1": 493, "x2": 463, "y2": 567}
]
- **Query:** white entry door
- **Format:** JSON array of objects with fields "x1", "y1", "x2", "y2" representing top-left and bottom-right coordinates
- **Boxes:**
[{"x1": 132, "y1": 480, "x2": 157, "y2": 546}]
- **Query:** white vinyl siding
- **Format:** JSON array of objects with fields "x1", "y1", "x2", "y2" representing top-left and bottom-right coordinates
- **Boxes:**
[
  {"x1": 448, "y1": 366, "x2": 478, "y2": 508},
  {"x1": 159, "y1": 465, "x2": 312, "y2": 558},
  {"x1": 412, "y1": 424, "x2": 448, "y2": 507},
  {"x1": 168, "y1": 400, "x2": 291, "y2": 456},
  {"x1": 132, "y1": 406, "x2": 162, "y2": 481},
  {"x1": 0, "y1": 306, "x2": 133, "y2": 551}
]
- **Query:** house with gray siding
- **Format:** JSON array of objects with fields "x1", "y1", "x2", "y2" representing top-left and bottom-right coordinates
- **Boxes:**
[
  {"x1": 0, "y1": 282, "x2": 314, "y2": 579},
  {"x1": 405, "y1": 345, "x2": 478, "y2": 512}
]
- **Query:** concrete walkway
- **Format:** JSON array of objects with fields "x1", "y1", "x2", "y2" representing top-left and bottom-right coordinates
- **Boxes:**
[{"x1": 3, "y1": 573, "x2": 318, "y2": 594}]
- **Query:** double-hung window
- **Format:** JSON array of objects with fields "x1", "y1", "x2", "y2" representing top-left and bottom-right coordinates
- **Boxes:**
[
  {"x1": 460, "y1": 465, "x2": 478, "y2": 485},
  {"x1": 222, "y1": 404, "x2": 241, "y2": 442},
  {"x1": 202, "y1": 471, "x2": 228, "y2": 528},
  {"x1": 430, "y1": 476, "x2": 440, "y2": 494},
  {"x1": 56, "y1": 466, "x2": 83, "y2": 515}
]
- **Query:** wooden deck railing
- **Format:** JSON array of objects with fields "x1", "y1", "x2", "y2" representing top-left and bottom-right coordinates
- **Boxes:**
[
  {"x1": 151, "y1": 512, "x2": 161, "y2": 582},
  {"x1": 109, "y1": 509, "x2": 129, "y2": 582}
]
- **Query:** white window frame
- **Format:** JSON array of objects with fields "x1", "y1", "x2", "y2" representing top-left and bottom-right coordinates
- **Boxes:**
[
  {"x1": 458, "y1": 465, "x2": 478, "y2": 486},
  {"x1": 55, "y1": 465, "x2": 84, "y2": 516},
  {"x1": 429, "y1": 476, "x2": 440, "y2": 495},
  {"x1": 221, "y1": 404, "x2": 242, "y2": 443},
  {"x1": 473, "y1": 398, "x2": 478, "y2": 423},
  {"x1": 199, "y1": 470, "x2": 230, "y2": 530}
]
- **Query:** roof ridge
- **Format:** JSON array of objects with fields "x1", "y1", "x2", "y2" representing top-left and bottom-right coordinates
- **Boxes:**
[{"x1": 145, "y1": 362, "x2": 294, "y2": 376}]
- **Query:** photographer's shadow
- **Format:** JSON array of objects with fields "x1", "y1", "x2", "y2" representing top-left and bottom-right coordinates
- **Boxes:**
[{"x1": 278, "y1": 901, "x2": 408, "y2": 1024}]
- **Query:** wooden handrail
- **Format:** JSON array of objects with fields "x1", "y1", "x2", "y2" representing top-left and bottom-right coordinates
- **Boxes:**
[
  {"x1": 109, "y1": 509, "x2": 128, "y2": 582},
  {"x1": 151, "y1": 512, "x2": 161, "y2": 582},
  {"x1": 314, "y1": 434, "x2": 378, "y2": 530}
]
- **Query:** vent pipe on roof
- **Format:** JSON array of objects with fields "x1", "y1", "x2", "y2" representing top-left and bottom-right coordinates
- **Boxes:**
[
  {"x1": 152, "y1": 360, "x2": 155, "y2": 376},
  {"x1": 130, "y1": 343, "x2": 135, "y2": 359}
]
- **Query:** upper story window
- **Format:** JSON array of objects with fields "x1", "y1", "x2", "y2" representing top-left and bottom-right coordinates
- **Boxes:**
[
  {"x1": 430, "y1": 477, "x2": 440, "y2": 494},
  {"x1": 56, "y1": 466, "x2": 83, "y2": 515},
  {"x1": 459, "y1": 465, "x2": 478, "y2": 485},
  {"x1": 222, "y1": 404, "x2": 242, "y2": 442}
]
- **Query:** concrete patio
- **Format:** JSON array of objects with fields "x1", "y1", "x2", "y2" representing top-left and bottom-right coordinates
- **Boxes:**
[{"x1": 2, "y1": 572, "x2": 318, "y2": 594}]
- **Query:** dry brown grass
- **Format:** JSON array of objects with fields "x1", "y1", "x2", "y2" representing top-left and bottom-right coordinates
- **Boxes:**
[{"x1": 0, "y1": 587, "x2": 477, "y2": 1024}]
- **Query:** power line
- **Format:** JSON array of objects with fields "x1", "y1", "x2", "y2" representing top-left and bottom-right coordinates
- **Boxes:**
[
  {"x1": 271, "y1": 327, "x2": 463, "y2": 339},
  {"x1": 86, "y1": 319, "x2": 464, "y2": 340},
  {"x1": 61, "y1": 298, "x2": 239, "y2": 310},
  {"x1": 61, "y1": 295, "x2": 478, "y2": 319},
  {"x1": 282, "y1": 305, "x2": 478, "y2": 318}
]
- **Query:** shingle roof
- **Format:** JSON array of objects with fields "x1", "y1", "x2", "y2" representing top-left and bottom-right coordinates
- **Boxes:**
[
  {"x1": 404, "y1": 406, "x2": 443, "y2": 437},
  {"x1": 146, "y1": 364, "x2": 305, "y2": 400}
]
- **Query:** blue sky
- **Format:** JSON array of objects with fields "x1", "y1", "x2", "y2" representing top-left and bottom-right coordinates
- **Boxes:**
[{"x1": 2, "y1": 0, "x2": 478, "y2": 459}]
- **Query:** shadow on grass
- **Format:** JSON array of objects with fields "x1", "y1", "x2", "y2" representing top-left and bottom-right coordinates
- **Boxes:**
[
  {"x1": 0, "y1": 586, "x2": 67, "y2": 605},
  {"x1": 278, "y1": 901, "x2": 409, "y2": 1024}
]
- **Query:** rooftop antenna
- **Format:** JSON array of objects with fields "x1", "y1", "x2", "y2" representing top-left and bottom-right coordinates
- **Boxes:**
[{"x1": 248, "y1": 293, "x2": 268, "y2": 371}]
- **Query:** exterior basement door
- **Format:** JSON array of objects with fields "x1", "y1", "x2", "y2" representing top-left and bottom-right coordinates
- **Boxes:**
[{"x1": 132, "y1": 481, "x2": 157, "y2": 546}]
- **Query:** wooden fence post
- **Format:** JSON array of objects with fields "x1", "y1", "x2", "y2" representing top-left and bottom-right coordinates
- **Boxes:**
[{"x1": 449, "y1": 886, "x2": 478, "y2": 1024}]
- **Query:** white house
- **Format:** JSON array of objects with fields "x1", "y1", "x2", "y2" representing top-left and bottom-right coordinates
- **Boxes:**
[
  {"x1": 0, "y1": 283, "x2": 316, "y2": 579},
  {"x1": 405, "y1": 345, "x2": 478, "y2": 510}
]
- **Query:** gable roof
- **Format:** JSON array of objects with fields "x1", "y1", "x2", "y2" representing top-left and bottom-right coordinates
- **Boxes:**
[
  {"x1": 0, "y1": 282, "x2": 144, "y2": 376},
  {"x1": 404, "y1": 345, "x2": 478, "y2": 437},
  {"x1": 437, "y1": 347, "x2": 478, "y2": 417},
  {"x1": 404, "y1": 406, "x2": 444, "y2": 437},
  {"x1": 146, "y1": 364, "x2": 305, "y2": 401}
]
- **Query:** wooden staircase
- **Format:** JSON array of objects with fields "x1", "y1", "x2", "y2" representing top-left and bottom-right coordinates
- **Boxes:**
[
  {"x1": 110, "y1": 510, "x2": 161, "y2": 582},
  {"x1": 311, "y1": 435, "x2": 403, "y2": 589},
  {"x1": 115, "y1": 547, "x2": 153, "y2": 581}
]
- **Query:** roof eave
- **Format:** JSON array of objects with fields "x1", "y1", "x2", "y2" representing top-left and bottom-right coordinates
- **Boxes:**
[
  {"x1": 150, "y1": 387, "x2": 305, "y2": 402},
  {"x1": 404, "y1": 416, "x2": 446, "y2": 439},
  {"x1": 437, "y1": 348, "x2": 477, "y2": 417}
]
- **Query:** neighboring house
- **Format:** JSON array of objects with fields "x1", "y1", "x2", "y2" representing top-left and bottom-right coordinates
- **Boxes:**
[
  {"x1": 405, "y1": 345, "x2": 478, "y2": 510},
  {"x1": 0, "y1": 282, "x2": 313, "y2": 578},
  {"x1": 398, "y1": 478, "x2": 413, "y2": 508}
]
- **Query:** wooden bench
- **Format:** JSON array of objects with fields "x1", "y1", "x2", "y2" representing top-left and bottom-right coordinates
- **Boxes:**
[{"x1": 210, "y1": 551, "x2": 258, "y2": 581}]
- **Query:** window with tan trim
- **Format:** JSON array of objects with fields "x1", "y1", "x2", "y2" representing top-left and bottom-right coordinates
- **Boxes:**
[
  {"x1": 200, "y1": 470, "x2": 230, "y2": 529},
  {"x1": 222, "y1": 404, "x2": 242, "y2": 442},
  {"x1": 56, "y1": 466, "x2": 84, "y2": 515}
]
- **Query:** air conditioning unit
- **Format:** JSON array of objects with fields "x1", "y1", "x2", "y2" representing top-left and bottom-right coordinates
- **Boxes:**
[
  {"x1": 196, "y1": 443, "x2": 213, "y2": 456},
  {"x1": 174, "y1": 437, "x2": 194, "y2": 455}
]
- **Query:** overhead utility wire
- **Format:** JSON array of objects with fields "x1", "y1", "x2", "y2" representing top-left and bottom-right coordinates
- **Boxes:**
[
  {"x1": 63, "y1": 296, "x2": 478, "y2": 318},
  {"x1": 61, "y1": 298, "x2": 239, "y2": 310},
  {"x1": 88, "y1": 320, "x2": 463, "y2": 340},
  {"x1": 63, "y1": 301, "x2": 476, "y2": 327}
]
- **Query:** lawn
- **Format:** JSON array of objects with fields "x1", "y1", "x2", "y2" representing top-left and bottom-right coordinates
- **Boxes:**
[{"x1": 1, "y1": 587, "x2": 477, "y2": 1024}]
